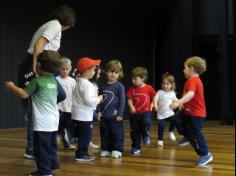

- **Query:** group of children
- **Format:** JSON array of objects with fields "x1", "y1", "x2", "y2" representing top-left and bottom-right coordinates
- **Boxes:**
[{"x1": 5, "y1": 51, "x2": 213, "y2": 176}]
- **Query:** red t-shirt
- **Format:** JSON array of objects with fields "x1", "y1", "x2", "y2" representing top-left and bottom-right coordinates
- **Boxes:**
[
  {"x1": 127, "y1": 84, "x2": 156, "y2": 114},
  {"x1": 183, "y1": 76, "x2": 206, "y2": 117}
]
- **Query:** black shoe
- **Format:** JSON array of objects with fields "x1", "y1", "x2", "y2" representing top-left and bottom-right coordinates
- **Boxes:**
[
  {"x1": 75, "y1": 155, "x2": 96, "y2": 162},
  {"x1": 28, "y1": 171, "x2": 52, "y2": 176},
  {"x1": 24, "y1": 148, "x2": 34, "y2": 159}
]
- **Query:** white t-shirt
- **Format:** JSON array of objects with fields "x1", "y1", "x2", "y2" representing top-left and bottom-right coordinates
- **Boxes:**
[
  {"x1": 71, "y1": 78, "x2": 100, "y2": 121},
  {"x1": 56, "y1": 76, "x2": 76, "y2": 112},
  {"x1": 156, "y1": 90, "x2": 178, "y2": 120},
  {"x1": 27, "y1": 20, "x2": 62, "y2": 54}
]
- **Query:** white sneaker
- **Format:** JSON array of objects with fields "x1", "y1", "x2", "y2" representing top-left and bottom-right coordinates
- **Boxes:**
[
  {"x1": 111, "y1": 151, "x2": 122, "y2": 158},
  {"x1": 169, "y1": 131, "x2": 176, "y2": 141},
  {"x1": 100, "y1": 150, "x2": 111, "y2": 157},
  {"x1": 157, "y1": 140, "x2": 164, "y2": 147},
  {"x1": 89, "y1": 142, "x2": 99, "y2": 149},
  {"x1": 67, "y1": 144, "x2": 76, "y2": 150},
  {"x1": 56, "y1": 135, "x2": 61, "y2": 144}
]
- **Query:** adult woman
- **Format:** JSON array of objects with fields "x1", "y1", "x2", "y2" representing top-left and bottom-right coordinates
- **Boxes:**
[{"x1": 18, "y1": 5, "x2": 76, "y2": 159}]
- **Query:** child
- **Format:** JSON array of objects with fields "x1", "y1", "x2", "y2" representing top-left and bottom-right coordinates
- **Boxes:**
[
  {"x1": 89, "y1": 65, "x2": 102, "y2": 149},
  {"x1": 97, "y1": 60, "x2": 125, "y2": 158},
  {"x1": 170, "y1": 56, "x2": 213, "y2": 166},
  {"x1": 56, "y1": 57, "x2": 76, "y2": 150},
  {"x1": 127, "y1": 67, "x2": 157, "y2": 154},
  {"x1": 155, "y1": 72, "x2": 178, "y2": 147},
  {"x1": 71, "y1": 57, "x2": 103, "y2": 162},
  {"x1": 5, "y1": 50, "x2": 63, "y2": 176}
]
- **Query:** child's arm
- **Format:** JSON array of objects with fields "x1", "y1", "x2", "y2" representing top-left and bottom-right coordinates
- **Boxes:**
[
  {"x1": 5, "y1": 81, "x2": 29, "y2": 99},
  {"x1": 116, "y1": 84, "x2": 126, "y2": 121},
  {"x1": 127, "y1": 98, "x2": 136, "y2": 113},
  {"x1": 151, "y1": 94, "x2": 158, "y2": 112},
  {"x1": 170, "y1": 90, "x2": 194, "y2": 110},
  {"x1": 55, "y1": 79, "x2": 67, "y2": 103}
]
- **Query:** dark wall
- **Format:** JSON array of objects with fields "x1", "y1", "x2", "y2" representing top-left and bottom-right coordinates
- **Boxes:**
[
  {"x1": 0, "y1": 0, "x2": 235, "y2": 128},
  {"x1": 0, "y1": 0, "x2": 156, "y2": 128}
]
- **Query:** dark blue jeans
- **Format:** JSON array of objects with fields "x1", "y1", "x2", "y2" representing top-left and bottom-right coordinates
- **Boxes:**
[
  {"x1": 130, "y1": 112, "x2": 152, "y2": 149},
  {"x1": 100, "y1": 116, "x2": 124, "y2": 152},
  {"x1": 58, "y1": 111, "x2": 73, "y2": 148},
  {"x1": 158, "y1": 115, "x2": 175, "y2": 141},
  {"x1": 173, "y1": 111, "x2": 209, "y2": 156},
  {"x1": 33, "y1": 131, "x2": 60, "y2": 175},
  {"x1": 73, "y1": 120, "x2": 93, "y2": 158}
]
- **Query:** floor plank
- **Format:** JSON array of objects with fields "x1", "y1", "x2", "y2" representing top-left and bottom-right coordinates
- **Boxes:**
[{"x1": 0, "y1": 121, "x2": 234, "y2": 176}]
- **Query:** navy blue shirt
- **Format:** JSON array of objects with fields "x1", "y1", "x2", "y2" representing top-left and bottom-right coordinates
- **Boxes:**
[{"x1": 98, "y1": 81, "x2": 125, "y2": 118}]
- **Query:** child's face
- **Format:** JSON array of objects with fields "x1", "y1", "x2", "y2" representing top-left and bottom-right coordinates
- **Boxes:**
[
  {"x1": 59, "y1": 63, "x2": 72, "y2": 78},
  {"x1": 162, "y1": 79, "x2": 172, "y2": 92},
  {"x1": 183, "y1": 64, "x2": 194, "y2": 79},
  {"x1": 132, "y1": 76, "x2": 145, "y2": 87},
  {"x1": 106, "y1": 71, "x2": 119, "y2": 83},
  {"x1": 87, "y1": 66, "x2": 96, "y2": 79}
]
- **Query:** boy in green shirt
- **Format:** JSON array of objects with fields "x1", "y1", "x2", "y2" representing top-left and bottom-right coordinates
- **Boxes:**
[{"x1": 5, "y1": 50, "x2": 63, "y2": 176}]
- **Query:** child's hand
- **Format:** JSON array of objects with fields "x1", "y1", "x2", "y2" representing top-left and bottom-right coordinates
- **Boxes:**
[
  {"x1": 4, "y1": 81, "x2": 14, "y2": 91},
  {"x1": 130, "y1": 106, "x2": 136, "y2": 114},
  {"x1": 116, "y1": 116, "x2": 123, "y2": 122},
  {"x1": 97, "y1": 112, "x2": 102, "y2": 121},
  {"x1": 98, "y1": 95, "x2": 103, "y2": 103},
  {"x1": 170, "y1": 101, "x2": 179, "y2": 110},
  {"x1": 152, "y1": 105, "x2": 158, "y2": 112}
]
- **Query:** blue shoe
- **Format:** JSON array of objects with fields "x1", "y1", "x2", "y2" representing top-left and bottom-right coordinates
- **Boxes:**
[
  {"x1": 143, "y1": 136, "x2": 150, "y2": 145},
  {"x1": 131, "y1": 148, "x2": 141, "y2": 154},
  {"x1": 197, "y1": 153, "x2": 213, "y2": 166}
]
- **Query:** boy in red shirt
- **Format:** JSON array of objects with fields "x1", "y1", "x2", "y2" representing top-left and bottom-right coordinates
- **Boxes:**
[
  {"x1": 171, "y1": 56, "x2": 213, "y2": 166},
  {"x1": 127, "y1": 67, "x2": 157, "y2": 154}
]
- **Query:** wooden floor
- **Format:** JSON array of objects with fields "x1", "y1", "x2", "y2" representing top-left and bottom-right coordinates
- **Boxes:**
[{"x1": 0, "y1": 121, "x2": 235, "y2": 176}]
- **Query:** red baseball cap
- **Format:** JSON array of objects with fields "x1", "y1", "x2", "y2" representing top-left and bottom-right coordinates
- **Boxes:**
[{"x1": 76, "y1": 57, "x2": 101, "y2": 73}]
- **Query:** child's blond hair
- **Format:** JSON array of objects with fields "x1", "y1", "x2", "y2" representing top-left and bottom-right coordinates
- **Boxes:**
[
  {"x1": 184, "y1": 56, "x2": 207, "y2": 75},
  {"x1": 104, "y1": 60, "x2": 124, "y2": 79},
  {"x1": 61, "y1": 57, "x2": 72, "y2": 66},
  {"x1": 161, "y1": 72, "x2": 176, "y2": 91}
]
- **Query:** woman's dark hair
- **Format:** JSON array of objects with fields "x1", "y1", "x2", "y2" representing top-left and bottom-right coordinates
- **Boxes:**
[{"x1": 51, "y1": 5, "x2": 77, "y2": 27}]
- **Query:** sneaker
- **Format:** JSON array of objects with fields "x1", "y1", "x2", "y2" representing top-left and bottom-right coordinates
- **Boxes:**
[
  {"x1": 66, "y1": 144, "x2": 76, "y2": 150},
  {"x1": 169, "y1": 131, "x2": 176, "y2": 141},
  {"x1": 89, "y1": 142, "x2": 99, "y2": 149},
  {"x1": 131, "y1": 148, "x2": 141, "y2": 154},
  {"x1": 56, "y1": 135, "x2": 61, "y2": 144},
  {"x1": 75, "y1": 155, "x2": 96, "y2": 162},
  {"x1": 111, "y1": 151, "x2": 122, "y2": 158},
  {"x1": 157, "y1": 140, "x2": 164, "y2": 147},
  {"x1": 28, "y1": 171, "x2": 52, "y2": 176},
  {"x1": 143, "y1": 136, "x2": 150, "y2": 145},
  {"x1": 24, "y1": 148, "x2": 34, "y2": 159},
  {"x1": 178, "y1": 137, "x2": 190, "y2": 147},
  {"x1": 100, "y1": 150, "x2": 111, "y2": 157},
  {"x1": 197, "y1": 153, "x2": 213, "y2": 166}
]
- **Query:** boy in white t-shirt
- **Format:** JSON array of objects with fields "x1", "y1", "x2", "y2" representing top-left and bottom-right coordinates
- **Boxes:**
[
  {"x1": 56, "y1": 57, "x2": 76, "y2": 150},
  {"x1": 5, "y1": 50, "x2": 63, "y2": 176},
  {"x1": 72, "y1": 57, "x2": 103, "y2": 162}
]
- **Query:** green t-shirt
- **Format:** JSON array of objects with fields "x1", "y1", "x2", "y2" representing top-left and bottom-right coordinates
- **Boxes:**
[{"x1": 24, "y1": 75, "x2": 59, "y2": 131}]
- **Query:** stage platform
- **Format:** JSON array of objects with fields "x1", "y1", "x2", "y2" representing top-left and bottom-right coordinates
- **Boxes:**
[{"x1": 0, "y1": 121, "x2": 234, "y2": 176}]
